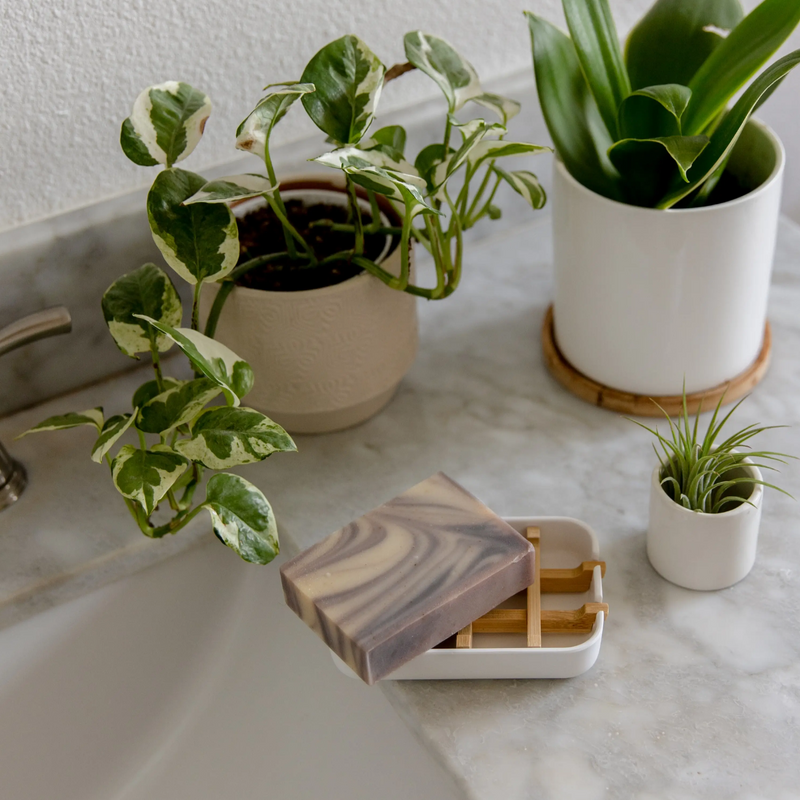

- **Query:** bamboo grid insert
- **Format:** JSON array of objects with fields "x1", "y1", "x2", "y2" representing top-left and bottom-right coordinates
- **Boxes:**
[{"x1": 455, "y1": 527, "x2": 609, "y2": 649}]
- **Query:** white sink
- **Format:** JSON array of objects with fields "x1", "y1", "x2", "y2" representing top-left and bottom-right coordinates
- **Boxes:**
[{"x1": 0, "y1": 539, "x2": 461, "y2": 800}]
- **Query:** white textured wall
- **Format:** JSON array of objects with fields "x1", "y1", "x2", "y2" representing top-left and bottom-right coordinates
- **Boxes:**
[{"x1": 1, "y1": 0, "x2": 798, "y2": 230}]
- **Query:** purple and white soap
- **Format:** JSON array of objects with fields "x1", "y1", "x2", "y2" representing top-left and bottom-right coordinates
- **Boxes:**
[{"x1": 280, "y1": 472, "x2": 535, "y2": 684}]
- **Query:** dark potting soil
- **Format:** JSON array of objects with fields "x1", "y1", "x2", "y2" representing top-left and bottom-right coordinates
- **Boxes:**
[{"x1": 235, "y1": 200, "x2": 389, "y2": 292}]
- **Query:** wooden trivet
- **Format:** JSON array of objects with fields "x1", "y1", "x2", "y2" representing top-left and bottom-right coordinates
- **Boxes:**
[
  {"x1": 455, "y1": 527, "x2": 608, "y2": 648},
  {"x1": 541, "y1": 304, "x2": 772, "y2": 417}
]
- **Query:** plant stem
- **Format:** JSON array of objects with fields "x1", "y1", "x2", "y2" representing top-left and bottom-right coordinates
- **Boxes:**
[
  {"x1": 191, "y1": 282, "x2": 202, "y2": 331},
  {"x1": 465, "y1": 165, "x2": 494, "y2": 221},
  {"x1": 264, "y1": 144, "x2": 297, "y2": 259},
  {"x1": 309, "y1": 221, "x2": 403, "y2": 236},
  {"x1": 466, "y1": 174, "x2": 502, "y2": 228},
  {"x1": 346, "y1": 176, "x2": 365, "y2": 256},
  {"x1": 267, "y1": 196, "x2": 316, "y2": 262},
  {"x1": 137, "y1": 428, "x2": 147, "y2": 451}
]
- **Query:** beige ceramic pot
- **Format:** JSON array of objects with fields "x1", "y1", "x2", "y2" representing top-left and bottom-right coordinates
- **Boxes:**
[{"x1": 201, "y1": 175, "x2": 418, "y2": 434}]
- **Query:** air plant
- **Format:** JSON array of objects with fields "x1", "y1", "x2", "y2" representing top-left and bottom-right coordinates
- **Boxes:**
[{"x1": 632, "y1": 392, "x2": 794, "y2": 513}]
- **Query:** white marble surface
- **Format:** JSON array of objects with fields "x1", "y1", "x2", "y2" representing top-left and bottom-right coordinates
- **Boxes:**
[{"x1": 1, "y1": 213, "x2": 799, "y2": 799}]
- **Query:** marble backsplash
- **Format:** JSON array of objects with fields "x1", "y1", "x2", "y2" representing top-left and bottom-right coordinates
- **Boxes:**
[{"x1": 0, "y1": 74, "x2": 548, "y2": 417}]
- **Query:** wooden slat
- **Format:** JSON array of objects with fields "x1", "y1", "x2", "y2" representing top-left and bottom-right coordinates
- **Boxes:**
[
  {"x1": 472, "y1": 603, "x2": 609, "y2": 635},
  {"x1": 540, "y1": 561, "x2": 606, "y2": 593},
  {"x1": 455, "y1": 622, "x2": 473, "y2": 648},
  {"x1": 526, "y1": 527, "x2": 542, "y2": 647}
]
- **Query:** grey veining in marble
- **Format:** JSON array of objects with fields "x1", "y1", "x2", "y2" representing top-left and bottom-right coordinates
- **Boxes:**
[{"x1": 0, "y1": 73, "x2": 548, "y2": 418}]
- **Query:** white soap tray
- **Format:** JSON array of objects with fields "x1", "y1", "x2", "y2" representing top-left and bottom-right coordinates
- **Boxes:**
[{"x1": 332, "y1": 516, "x2": 607, "y2": 681}]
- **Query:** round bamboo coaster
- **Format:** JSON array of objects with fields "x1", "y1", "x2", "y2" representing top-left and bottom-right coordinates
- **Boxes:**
[{"x1": 541, "y1": 305, "x2": 772, "y2": 417}]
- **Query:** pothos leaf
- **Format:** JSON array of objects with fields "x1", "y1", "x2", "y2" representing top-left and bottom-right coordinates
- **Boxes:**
[
  {"x1": 466, "y1": 140, "x2": 551, "y2": 170},
  {"x1": 202, "y1": 473, "x2": 279, "y2": 564},
  {"x1": 404, "y1": 31, "x2": 482, "y2": 112},
  {"x1": 311, "y1": 146, "x2": 421, "y2": 183},
  {"x1": 134, "y1": 316, "x2": 254, "y2": 406},
  {"x1": 101, "y1": 263, "x2": 182, "y2": 358},
  {"x1": 235, "y1": 83, "x2": 316, "y2": 159},
  {"x1": 184, "y1": 174, "x2": 278, "y2": 206},
  {"x1": 137, "y1": 377, "x2": 223, "y2": 434},
  {"x1": 361, "y1": 125, "x2": 407, "y2": 156},
  {"x1": 343, "y1": 166, "x2": 440, "y2": 218},
  {"x1": 470, "y1": 92, "x2": 521, "y2": 125},
  {"x1": 120, "y1": 82, "x2": 211, "y2": 168},
  {"x1": 111, "y1": 445, "x2": 188, "y2": 517},
  {"x1": 494, "y1": 168, "x2": 547, "y2": 209},
  {"x1": 147, "y1": 168, "x2": 239, "y2": 285},
  {"x1": 174, "y1": 406, "x2": 296, "y2": 469},
  {"x1": 132, "y1": 377, "x2": 184, "y2": 410},
  {"x1": 301, "y1": 35, "x2": 385, "y2": 144},
  {"x1": 91, "y1": 413, "x2": 137, "y2": 463},
  {"x1": 17, "y1": 408, "x2": 104, "y2": 438}
]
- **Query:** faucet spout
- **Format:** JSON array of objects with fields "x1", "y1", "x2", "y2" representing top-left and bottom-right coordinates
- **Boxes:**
[{"x1": 0, "y1": 307, "x2": 72, "y2": 357}]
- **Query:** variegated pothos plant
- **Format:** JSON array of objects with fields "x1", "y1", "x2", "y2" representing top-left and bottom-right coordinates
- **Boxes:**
[
  {"x1": 20, "y1": 83, "x2": 297, "y2": 565},
  {"x1": 186, "y1": 32, "x2": 550, "y2": 333}
]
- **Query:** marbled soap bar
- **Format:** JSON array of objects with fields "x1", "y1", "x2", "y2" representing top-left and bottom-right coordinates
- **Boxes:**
[{"x1": 280, "y1": 472, "x2": 535, "y2": 684}]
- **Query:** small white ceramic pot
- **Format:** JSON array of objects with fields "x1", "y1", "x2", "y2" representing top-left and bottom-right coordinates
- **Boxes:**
[
  {"x1": 201, "y1": 175, "x2": 418, "y2": 434},
  {"x1": 552, "y1": 119, "x2": 784, "y2": 396},
  {"x1": 647, "y1": 459, "x2": 763, "y2": 590}
]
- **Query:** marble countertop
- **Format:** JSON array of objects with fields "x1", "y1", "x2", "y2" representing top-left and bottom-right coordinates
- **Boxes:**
[{"x1": 2, "y1": 213, "x2": 800, "y2": 799}]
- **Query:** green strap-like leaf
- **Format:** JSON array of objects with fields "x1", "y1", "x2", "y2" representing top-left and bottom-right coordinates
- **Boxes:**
[
  {"x1": 183, "y1": 174, "x2": 278, "y2": 206},
  {"x1": 470, "y1": 92, "x2": 521, "y2": 125},
  {"x1": 101, "y1": 263, "x2": 182, "y2": 358},
  {"x1": 111, "y1": 445, "x2": 188, "y2": 517},
  {"x1": 403, "y1": 31, "x2": 482, "y2": 112},
  {"x1": 91, "y1": 413, "x2": 136, "y2": 463},
  {"x1": 525, "y1": 12, "x2": 621, "y2": 200},
  {"x1": 608, "y1": 136, "x2": 709, "y2": 181},
  {"x1": 562, "y1": 0, "x2": 631, "y2": 140},
  {"x1": 684, "y1": 0, "x2": 800, "y2": 134},
  {"x1": 494, "y1": 168, "x2": 547, "y2": 210},
  {"x1": 625, "y1": 0, "x2": 745, "y2": 90},
  {"x1": 301, "y1": 35, "x2": 385, "y2": 144},
  {"x1": 137, "y1": 377, "x2": 223, "y2": 434},
  {"x1": 120, "y1": 82, "x2": 211, "y2": 168},
  {"x1": 618, "y1": 84, "x2": 693, "y2": 139},
  {"x1": 659, "y1": 49, "x2": 800, "y2": 208},
  {"x1": 18, "y1": 408, "x2": 103, "y2": 438},
  {"x1": 235, "y1": 83, "x2": 315, "y2": 159},
  {"x1": 134, "y1": 316, "x2": 254, "y2": 406},
  {"x1": 147, "y1": 168, "x2": 239, "y2": 285},
  {"x1": 202, "y1": 473, "x2": 279, "y2": 565},
  {"x1": 174, "y1": 406, "x2": 296, "y2": 469}
]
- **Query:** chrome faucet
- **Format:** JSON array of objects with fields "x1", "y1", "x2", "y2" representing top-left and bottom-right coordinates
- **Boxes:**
[{"x1": 0, "y1": 307, "x2": 72, "y2": 510}]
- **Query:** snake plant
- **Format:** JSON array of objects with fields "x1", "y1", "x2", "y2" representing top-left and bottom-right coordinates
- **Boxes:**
[
  {"x1": 19, "y1": 83, "x2": 297, "y2": 565},
  {"x1": 632, "y1": 392, "x2": 794, "y2": 513},
  {"x1": 526, "y1": 0, "x2": 800, "y2": 208},
  {"x1": 190, "y1": 31, "x2": 549, "y2": 332}
]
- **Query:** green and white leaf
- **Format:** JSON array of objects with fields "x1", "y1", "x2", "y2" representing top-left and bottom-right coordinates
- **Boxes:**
[
  {"x1": 183, "y1": 174, "x2": 278, "y2": 205},
  {"x1": 147, "y1": 168, "x2": 239, "y2": 285},
  {"x1": 101, "y1": 263, "x2": 182, "y2": 358},
  {"x1": 432, "y1": 118, "x2": 506, "y2": 189},
  {"x1": 202, "y1": 473, "x2": 279, "y2": 565},
  {"x1": 174, "y1": 406, "x2": 296, "y2": 469},
  {"x1": 300, "y1": 35, "x2": 385, "y2": 144},
  {"x1": 91, "y1": 413, "x2": 137, "y2": 463},
  {"x1": 466, "y1": 140, "x2": 551, "y2": 169},
  {"x1": 404, "y1": 31, "x2": 482, "y2": 112},
  {"x1": 137, "y1": 378, "x2": 223, "y2": 434},
  {"x1": 361, "y1": 125, "x2": 407, "y2": 157},
  {"x1": 343, "y1": 166, "x2": 439, "y2": 218},
  {"x1": 235, "y1": 83, "x2": 315, "y2": 159},
  {"x1": 132, "y1": 378, "x2": 183, "y2": 410},
  {"x1": 470, "y1": 92, "x2": 521, "y2": 125},
  {"x1": 134, "y1": 317, "x2": 254, "y2": 406},
  {"x1": 494, "y1": 168, "x2": 547, "y2": 209},
  {"x1": 18, "y1": 408, "x2": 104, "y2": 438},
  {"x1": 111, "y1": 445, "x2": 189, "y2": 517},
  {"x1": 312, "y1": 146, "x2": 421, "y2": 182},
  {"x1": 414, "y1": 143, "x2": 452, "y2": 193},
  {"x1": 120, "y1": 82, "x2": 211, "y2": 168}
]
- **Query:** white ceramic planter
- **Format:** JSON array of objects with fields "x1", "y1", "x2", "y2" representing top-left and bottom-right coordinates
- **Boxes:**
[
  {"x1": 552, "y1": 119, "x2": 784, "y2": 396},
  {"x1": 201, "y1": 176, "x2": 418, "y2": 434},
  {"x1": 647, "y1": 460, "x2": 763, "y2": 590}
]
